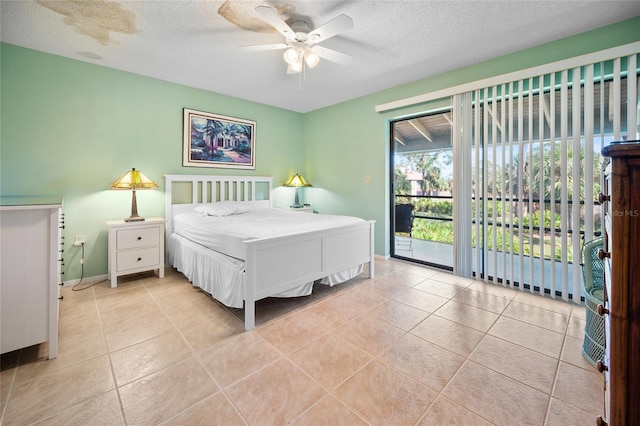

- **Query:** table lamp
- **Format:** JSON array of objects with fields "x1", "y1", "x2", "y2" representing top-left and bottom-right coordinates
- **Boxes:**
[
  {"x1": 282, "y1": 173, "x2": 312, "y2": 208},
  {"x1": 110, "y1": 168, "x2": 158, "y2": 222}
]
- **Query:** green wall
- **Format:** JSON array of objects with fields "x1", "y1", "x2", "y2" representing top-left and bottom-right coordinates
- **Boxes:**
[
  {"x1": 2, "y1": 16, "x2": 639, "y2": 281},
  {"x1": 1, "y1": 44, "x2": 304, "y2": 280}
]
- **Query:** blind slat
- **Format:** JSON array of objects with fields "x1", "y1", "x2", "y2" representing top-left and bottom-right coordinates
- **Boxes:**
[
  {"x1": 560, "y1": 70, "x2": 569, "y2": 301},
  {"x1": 518, "y1": 82, "x2": 525, "y2": 288},
  {"x1": 628, "y1": 55, "x2": 638, "y2": 140},
  {"x1": 538, "y1": 75, "x2": 546, "y2": 296},
  {"x1": 572, "y1": 67, "x2": 583, "y2": 300},
  {"x1": 528, "y1": 77, "x2": 535, "y2": 293},
  {"x1": 549, "y1": 72, "x2": 557, "y2": 297}
]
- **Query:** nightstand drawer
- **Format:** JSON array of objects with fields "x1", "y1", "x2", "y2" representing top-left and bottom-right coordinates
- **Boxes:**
[
  {"x1": 116, "y1": 246, "x2": 160, "y2": 272},
  {"x1": 116, "y1": 227, "x2": 160, "y2": 250}
]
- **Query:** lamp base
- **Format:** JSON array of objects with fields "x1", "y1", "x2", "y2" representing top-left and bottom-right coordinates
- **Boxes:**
[
  {"x1": 125, "y1": 190, "x2": 145, "y2": 222},
  {"x1": 290, "y1": 187, "x2": 304, "y2": 209},
  {"x1": 124, "y1": 216, "x2": 145, "y2": 222}
]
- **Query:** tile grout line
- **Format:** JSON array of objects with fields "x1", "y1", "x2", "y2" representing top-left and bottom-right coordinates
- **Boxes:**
[
  {"x1": 411, "y1": 291, "x2": 581, "y2": 424},
  {"x1": 248, "y1": 275, "x2": 403, "y2": 424},
  {"x1": 393, "y1": 281, "x2": 507, "y2": 423},
  {"x1": 292, "y1": 273, "x2": 466, "y2": 424},
  {"x1": 287, "y1": 277, "x2": 439, "y2": 424},
  {"x1": 420, "y1": 296, "x2": 516, "y2": 425},
  {"x1": 544, "y1": 304, "x2": 576, "y2": 424},
  {"x1": 141, "y1": 278, "x2": 251, "y2": 426},
  {"x1": 0, "y1": 348, "x2": 22, "y2": 425},
  {"x1": 91, "y1": 284, "x2": 128, "y2": 425}
]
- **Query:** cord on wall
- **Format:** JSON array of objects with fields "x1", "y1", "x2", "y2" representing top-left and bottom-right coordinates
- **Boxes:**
[
  {"x1": 72, "y1": 242, "x2": 109, "y2": 291},
  {"x1": 71, "y1": 242, "x2": 87, "y2": 291}
]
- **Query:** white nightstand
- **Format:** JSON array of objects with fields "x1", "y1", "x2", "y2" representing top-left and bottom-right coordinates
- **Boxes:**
[
  {"x1": 106, "y1": 217, "x2": 165, "y2": 288},
  {"x1": 289, "y1": 206, "x2": 314, "y2": 213}
]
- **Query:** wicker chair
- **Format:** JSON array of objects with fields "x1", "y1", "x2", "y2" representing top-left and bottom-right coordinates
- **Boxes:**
[{"x1": 581, "y1": 237, "x2": 605, "y2": 367}]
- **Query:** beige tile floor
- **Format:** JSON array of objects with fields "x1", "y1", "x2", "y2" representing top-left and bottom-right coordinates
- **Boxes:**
[{"x1": 0, "y1": 258, "x2": 603, "y2": 425}]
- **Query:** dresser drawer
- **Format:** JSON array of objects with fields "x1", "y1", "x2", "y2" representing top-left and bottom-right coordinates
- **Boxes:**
[
  {"x1": 116, "y1": 227, "x2": 160, "y2": 250},
  {"x1": 116, "y1": 246, "x2": 160, "y2": 272}
]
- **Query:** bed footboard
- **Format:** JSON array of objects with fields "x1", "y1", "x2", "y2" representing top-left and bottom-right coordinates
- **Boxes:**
[{"x1": 243, "y1": 220, "x2": 375, "y2": 330}]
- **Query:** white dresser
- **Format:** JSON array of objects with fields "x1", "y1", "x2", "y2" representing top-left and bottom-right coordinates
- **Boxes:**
[
  {"x1": 0, "y1": 196, "x2": 63, "y2": 359},
  {"x1": 106, "y1": 217, "x2": 165, "y2": 287}
]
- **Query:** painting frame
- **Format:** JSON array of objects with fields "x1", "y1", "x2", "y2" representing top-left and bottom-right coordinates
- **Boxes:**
[{"x1": 183, "y1": 108, "x2": 256, "y2": 169}]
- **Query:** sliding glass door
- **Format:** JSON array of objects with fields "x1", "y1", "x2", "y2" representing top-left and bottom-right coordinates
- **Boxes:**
[
  {"x1": 390, "y1": 110, "x2": 453, "y2": 270},
  {"x1": 390, "y1": 53, "x2": 638, "y2": 301}
]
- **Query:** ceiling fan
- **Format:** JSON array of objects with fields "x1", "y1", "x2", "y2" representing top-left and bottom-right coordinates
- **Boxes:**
[{"x1": 240, "y1": 5, "x2": 354, "y2": 74}]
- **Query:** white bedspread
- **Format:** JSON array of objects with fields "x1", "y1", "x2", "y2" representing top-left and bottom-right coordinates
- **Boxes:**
[
  {"x1": 168, "y1": 207, "x2": 365, "y2": 308},
  {"x1": 173, "y1": 208, "x2": 365, "y2": 260},
  {"x1": 168, "y1": 233, "x2": 320, "y2": 308}
]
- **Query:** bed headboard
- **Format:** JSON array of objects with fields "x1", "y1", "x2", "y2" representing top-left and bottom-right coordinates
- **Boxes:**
[{"x1": 164, "y1": 175, "x2": 273, "y2": 235}]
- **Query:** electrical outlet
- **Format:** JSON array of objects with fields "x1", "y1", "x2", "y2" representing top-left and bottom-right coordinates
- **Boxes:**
[{"x1": 74, "y1": 235, "x2": 85, "y2": 246}]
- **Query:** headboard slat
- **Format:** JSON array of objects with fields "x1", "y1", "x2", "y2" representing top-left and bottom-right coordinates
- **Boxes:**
[{"x1": 202, "y1": 180, "x2": 208, "y2": 203}]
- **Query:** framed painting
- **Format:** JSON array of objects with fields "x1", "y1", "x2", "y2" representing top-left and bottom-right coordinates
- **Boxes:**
[{"x1": 183, "y1": 108, "x2": 256, "y2": 169}]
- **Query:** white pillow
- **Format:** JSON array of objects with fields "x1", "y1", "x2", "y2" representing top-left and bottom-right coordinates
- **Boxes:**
[
  {"x1": 194, "y1": 200, "x2": 269, "y2": 216},
  {"x1": 194, "y1": 203, "x2": 239, "y2": 217}
]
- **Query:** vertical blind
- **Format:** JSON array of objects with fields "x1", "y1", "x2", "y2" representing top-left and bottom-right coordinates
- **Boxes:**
[{"x1": 458, "y1": 54, "x2": 638, "y2": 301}]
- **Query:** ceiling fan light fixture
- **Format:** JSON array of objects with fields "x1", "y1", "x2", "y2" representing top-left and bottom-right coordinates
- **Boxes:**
[
  {"x1": 286, "y1": 59, "x2": 303, "y2": 74},
  {"x1": 283, "y1": 47, "x2": 300, "y2": 65},
  {"x1": 303, "y1": 49, "x2": 320, "y2": 68},
  {"x1": 249, "y1": 5, "x2": 354, "y2": 76}
]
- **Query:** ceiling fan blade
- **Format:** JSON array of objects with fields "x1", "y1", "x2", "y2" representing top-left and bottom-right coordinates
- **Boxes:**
[
  {"x1": 255, "y1": 5, "x2": 295, "y2": 39},
  {"x1": 311, "y1": 46, "x2": 353, "y2": 66},
  {"x1": 239, "y1": 43, "x2": 288, "y2": 52},
  {"x1": 307, "y1": 14, "x2": 353, "y2": 43}
]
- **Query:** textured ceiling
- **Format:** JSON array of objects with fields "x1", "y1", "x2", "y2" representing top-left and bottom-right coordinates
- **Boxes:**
[{"x1": 1, "y1": 0, "x2": 639, "y2": 113}]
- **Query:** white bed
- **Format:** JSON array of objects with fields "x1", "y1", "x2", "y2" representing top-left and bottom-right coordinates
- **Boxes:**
[{"x1": 164, "y1": 175, "x2": 375, "y2": 330}]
